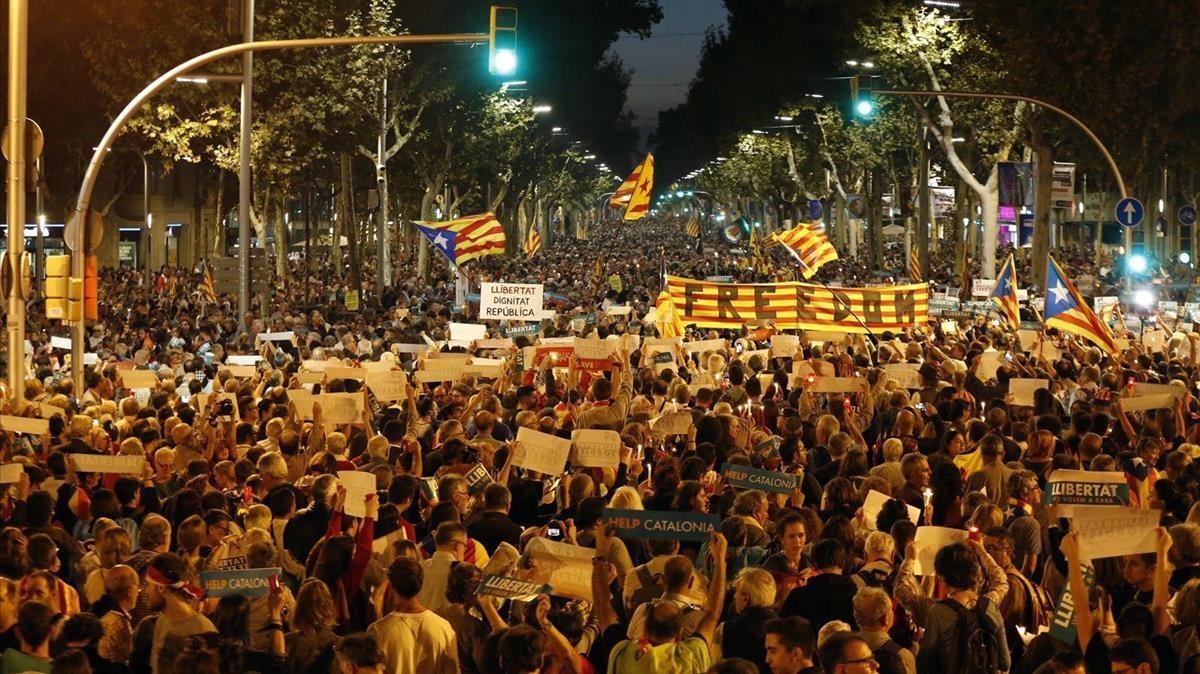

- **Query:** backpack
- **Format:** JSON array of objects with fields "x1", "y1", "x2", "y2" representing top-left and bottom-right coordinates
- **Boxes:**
[
  {"x1": 872, "y1": 639, "x2": 908, "y2": 674},
  {"x1": 1007, "y1": 570, "x2": 1054, "y2": 632},
  {"x1": 940, "y1": 597, "x2": 1001, "y2": 674}
]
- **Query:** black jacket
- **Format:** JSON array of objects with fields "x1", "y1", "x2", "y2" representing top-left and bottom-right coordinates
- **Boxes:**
[
  {"x1": 282, "y1": 502, "x2": 331, "y2": 565},
  {"x1": 780, "y1": 573, "x2": 858, "y2": 629},
  {"x1": 721, "y1": 606, "x2": 776, "y2": 673},
  {"x1": 467, "y1": 510, "x2": 523, "y2": 554}
]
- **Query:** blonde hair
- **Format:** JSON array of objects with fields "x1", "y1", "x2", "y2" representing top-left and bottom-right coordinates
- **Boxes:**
[
  {"x1": 244, "y1": 504, "x2": 272, "y2": 532},
  {"x1": 326, "y1": 432, "x2": 347, "y2": 454},
  {"x1": 119, "y1": 438, "x2": 144, "y2": 457},
  {"x1": 256, "y1": 452, "x2": 288, "y2": 480},
  {"x1": 863, "y1": 531, "x2": 895, "y2": 561},
  {"x1": 609, "y1": 486, "x2": 644, "y2": 511},
  {"x1": 881, "y1": 438, "x2": 904, "y2": 463},
  {"x1": 367, "y1": 435, "x2": 390, "y2": 460},
  {"x1": 853, "y1": 587, "x2": 892, "y2": 629}
]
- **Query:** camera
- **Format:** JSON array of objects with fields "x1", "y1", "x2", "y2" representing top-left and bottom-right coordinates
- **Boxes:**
[{"x1": 546, "y1": 520, "x2": 566, "y2": 541}]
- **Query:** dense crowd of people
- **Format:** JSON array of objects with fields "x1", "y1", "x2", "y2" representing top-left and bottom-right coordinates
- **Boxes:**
[{"x1": 0, "y1": 218, "x2": 1194, "y2": 674}]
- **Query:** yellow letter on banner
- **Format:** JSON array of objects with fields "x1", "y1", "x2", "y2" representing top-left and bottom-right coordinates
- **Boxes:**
[{"x1": 664, "y1": 275, "x2": 929, "y2": 334}]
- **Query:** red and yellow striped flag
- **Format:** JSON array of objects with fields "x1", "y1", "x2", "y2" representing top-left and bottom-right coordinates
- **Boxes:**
[
  {"x1": 769, "y1": 222, "x2": 838, "y2": 278},
  {"x1": 201, "y1": 261, "x2": 217, "y2": 303},
  {"x1": 524, "y1": 226, "x2": 542, "y2": 257},
  {"x1": 685, "y1": 218, "x2": 700, "y2": 238},
  {"x1": 664, "y1": 275, "x2": 928, "y2": 334},
  {"x1": 655, "y1": 290, "x2": 685, "y2": 338},
  {"x1": 415, "y1": 212, "x2": 507, "y2": 266},
  {"x1": 908, "y1": 249, "x2": 922, "y2": 281}
]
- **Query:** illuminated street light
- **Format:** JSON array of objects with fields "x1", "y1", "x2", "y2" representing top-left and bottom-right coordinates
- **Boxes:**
[
  {"x1": 1133, "y1": 288, "x2": 1154, "y2": 307},
  {"x1": 1129, "y1": 254, "x2": 1148, "y2": 274},
  {"x1": 532, "y1": 104, "x2": 552, "y2": 114}
]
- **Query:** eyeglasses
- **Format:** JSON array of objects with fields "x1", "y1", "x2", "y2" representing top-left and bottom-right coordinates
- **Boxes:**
[{"x1": 837, "y1": 656, "x2": 878, "y2": 672}]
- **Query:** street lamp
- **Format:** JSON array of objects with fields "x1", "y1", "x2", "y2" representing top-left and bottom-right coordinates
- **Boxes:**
[{"x1": 532, "y1": 104, "x2": 552, "y2": 114}]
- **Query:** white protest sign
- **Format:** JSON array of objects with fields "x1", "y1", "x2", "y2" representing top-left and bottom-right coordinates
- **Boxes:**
[
  {"x1": 1072, "y1": 506, "x2": 1160, "y2": 559},
  {"x1": 83, "y1": 353, "x2": 99, "y2": 366},
  {"x1": 222, "y1": 365, "x2": 257, "y2": 379},
  {"x1": 573, "y1": 338, "x2": 618, "y2": 369},
  {"x1": 337, "y1": 470, "x2": 376, "y2": 518},
  {"x1": 226, "y1": 355, "x2": 262, "y2": 366},
  {"x1": 793, "y1": 360, "x2": 836, "y2": 379},
  {"x1": 913, "y1": 526, "x2": 969, "y2": 575},
  {"x1": 650, "y1": 410, "x2": 694, "y2": 437},
  {"x1": 296, "y1": 371, "x2": 325, "y2": 385},
  {"x1": 450, "y1": 322, "x2": 487, "y2": 342},
  {"x1": 415, "y1": 359, "x2": 466, "y2": 383},
  {"x1": 1093, "y1": 296, "x2": 1119, "y2": 313},
  {"x1": 1128, "y1": 382, "x2": 1184, "y2": 400},
  {"x1": 808, "y1": 377, "x2": 867, "y2": 394},
  {"x1": 883, "y1": 364, "x2": 922, "y2": 390},
  {"x1": 287, "y1": 389, "x2": 314, "y2": 420},
  {"x1": 972, "y1": 279, "x2": 996, "y2": 297},
  {"x1": 977, "y1": 352, "x2": 1007, "y2": 381},
  {"x1": 366, "y1": 371, "x2": 408, "y2": 402},
  {"x1": 326, "y1": 367, "x2": 366, "y2": 382},
  {"x1": 683, "y1": 338, "x2": 727, "y2": 354},
  {"x1": 463, "y1": 359, "x2": 505, "y2": 380},
  {"x1": 479, "y1": 283, "x2": 543, "y2": 321},
  {"x1": 771, "y1": 334, "x2": 800, "y2": 358},
  {"x1": 862, "y1": 490, "x2": 920, "y2": 531},
  {"x1": 474, "y1": 338, "x2": 515, "y2": 351},
  {"x1": 1009, "y1": 378, "x2": 1048, "y2": 407},
  {"x1": 1017, "y1": 330, "x2": 1041, "y2": 351},
  {"x1": 804, "y1": 330, "x2": 848, "y2": 344},
  {"x1": 0, "y1": 464, "x2": 22, "y2": 483},
  {"x1": 393, "y1": 344, "x2": 432, "y2": 354},
  {"x1": 605, "y1": 305, "x2": 632, "y2": 317},
  {"x1": 70, "y1": 454, "x2": 143, "y2": 475},
  {"x1": 315, "y1": 392, "x2": 364, "y2": 425},
  {"x1": 50, "y1": 336, "x2": 71, "y2": 350},
  {"x1": 256, "y1": 331, "x2": 295, "y2": 343},
  {"x1": 524, "y1": 537, "x2": 595, "y2": 600},
  {"x1": 570, "y1": 429, "x2": 621, "y2": 468},
  {"x1": 513, "y1": 426, "x2": 572, "y2": 476},
  {"x1": 1120, "y1": 394, "x2": 1175, "y2": 413},
  {"x1": 0, "y1": 416, "x2": 48, "y2": 435},
  {"x1": 120, "y1": 370, "x2": 158, "y2": 390}
]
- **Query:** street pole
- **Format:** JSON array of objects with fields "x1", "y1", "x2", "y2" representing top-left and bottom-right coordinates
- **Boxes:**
[
  {"x1": 141, "y1": 153, "x2": 150, "y2": 279},
  {"x1": 376, "y1": 75, "x2": 389, "y2": 297},
  {"x1": 238, "y1": 0, "x2": 254, "y2": 333},
  {"x1": 69, "y1": 31, "x2": 490, "y2": 391},
  {"x1": 34, "y1": 157, "x2": 43, "y2": 299},
  {"x1": 5, "y1": 0, "x2": 27, "y2": 403}
]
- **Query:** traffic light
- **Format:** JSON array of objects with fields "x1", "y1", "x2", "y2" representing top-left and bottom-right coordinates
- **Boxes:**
[
  {"x1": 850, "y1": 75, "x2": 874, "y2": 119},
  {"x1": 488, "y1": 6, "x2": 518, "y2": 76},
  {"x1": 44, "y1": 254, "x2": 69, "y2": 319}
]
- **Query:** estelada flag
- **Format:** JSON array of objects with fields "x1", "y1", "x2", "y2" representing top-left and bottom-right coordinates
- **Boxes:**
[
  {"x1": 908, "y1": 249, "x2": 922, "y2": 282},
  {"x1": 524, "y1": 226, "x2": 542, "y2": 258},
  {"x1": 1044, "y1": 255, "x2": 1117, "y2": 354},
  {"x1": 623, "y1": 154, "x2": 654, "y2": 221},
  {"x1": 990, "y1": 254, "x2": 1020, "y2": 330},
  {"x1": 415, "y1": 212, "x2": 507, "y2": 266},
  {"x1": 686, "y1": 218, "x2": 700, "y2": 238},
  {"x1": 610, "y1": 155, "x2": 648, "y2": 208}
]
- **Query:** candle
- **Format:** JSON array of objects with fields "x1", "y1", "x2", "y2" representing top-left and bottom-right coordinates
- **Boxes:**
[{"x1": 922, "y1": 488, "x2": 933, "y2": 507}]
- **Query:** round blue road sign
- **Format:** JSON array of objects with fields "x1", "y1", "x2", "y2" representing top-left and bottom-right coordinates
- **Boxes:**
[{"x1": 1115, "y1": 198, "x2": 1144, "y2": 228}]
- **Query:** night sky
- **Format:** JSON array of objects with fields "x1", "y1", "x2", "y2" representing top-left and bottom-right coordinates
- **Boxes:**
[{"x1": 612, "y1": 0, "x2": 728, "y2": 148}]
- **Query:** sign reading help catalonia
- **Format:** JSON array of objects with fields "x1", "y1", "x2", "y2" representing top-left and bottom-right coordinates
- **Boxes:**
[
  {"x1": 200, "y1": 567, "x2": 281, "y2": 597},
  {"x1": 664, "y1": 275, "x2": 928, "y2": 333},
  {"x1": 722, "y1": 463, "x2": 802, "y2": 495},
  {"x1": 604, "y1": 508, "x2": 719, "y2": 542}
]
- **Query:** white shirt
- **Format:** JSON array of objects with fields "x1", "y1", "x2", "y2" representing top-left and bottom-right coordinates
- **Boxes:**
[
  {"x1": 368, "y1": 610, "x2": 458, "y2": 674},
  {"x1": 417, "y1": 551, "x2": 456, "y2": 612}
]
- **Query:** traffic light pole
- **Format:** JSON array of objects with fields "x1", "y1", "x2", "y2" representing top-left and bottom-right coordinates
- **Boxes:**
[
  {"x1": 5, "y1": 0, "x2": 27, "y2": 404},
  {"x1": 69, "y1": 31, "x2": 489, "y2": 393}
]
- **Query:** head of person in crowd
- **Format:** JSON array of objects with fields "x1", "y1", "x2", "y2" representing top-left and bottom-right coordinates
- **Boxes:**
[{"x1": 764, "y1": 617, "x2": 816, "y2": 674}]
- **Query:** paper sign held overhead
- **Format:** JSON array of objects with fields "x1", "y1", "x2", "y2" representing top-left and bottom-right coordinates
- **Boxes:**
[
  {"x1": 449, "y1": 322, "x2": 487, "y2": 342},
  {"x1": 1, "y1": 416, "x2": 48, "y2": 436},
  {"x1": 513, "y1": 426, "x2": 572, "y2": 476},
  {"x1": 226, "y1": 354, "x2": 262, "y2": 366},
  {"x1": 721, "y1": 464, "x2": 801, "y2": 495},
  {"x1": 337, "y1": 470, "x2": 376, "y2": 519},
  {"x1": 807, "y1": 377, "x2": 867, "y2": 394},
  {"x1": 70, "y1": 454, "x2": 143, "y2": 475},
  {"x1": 570, "y1": 429, "x2": 621, "y2": 468},
  {"x1": 120, "y1": 370, "x2": 158, "y2": 390},
  {"x1": 200, "y1": 567, "x2": 282, "y2": 598},
  {"x1": 315, "y1": 392, "x2": 364, "y2": 426},
  {"x1": 1008, "y1": 378, "x2": 1048, "y2": 407},
  {"x1": 1072, "y1": 506, "x2": 1160, "y2": 559},
  {"x1": 365, "y1": 371, "x2": 408, "y2": 402},
  {"x1": 0, "y1": 464, "x2": 23, "y2": 484},
  {"x1": 861, "y1": 489, "x2": 920, "y2": 530},
  {"x1": 912, "y1": 526, "x2": 969, "y2": 575}
]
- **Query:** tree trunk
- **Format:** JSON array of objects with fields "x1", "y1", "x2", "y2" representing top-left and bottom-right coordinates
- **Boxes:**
[
  {"x1": 916, "y1": 121, "x2": 931, "y2": 278},
  {"x1": 273, "y1": 193, "x2": 288, "y2": 280},
  {"x1": 869, "y1": 167, "x2": 884, "y2": 269},
  {"x1": 418, "y1": 185, "x2": 436, "y2": 280},
  {"x1": 980, "y1": 167, "x2": 1000, "y2": 279}
]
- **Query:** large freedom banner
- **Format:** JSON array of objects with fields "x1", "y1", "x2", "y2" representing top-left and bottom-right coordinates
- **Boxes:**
[{"x1": 664, "y1": 275, "x2": 929, "y2": 333}]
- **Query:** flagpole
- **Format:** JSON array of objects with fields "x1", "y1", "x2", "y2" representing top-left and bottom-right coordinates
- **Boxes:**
[{"x1": 780, "y1": 242, "x2": 879, "y2": 343}]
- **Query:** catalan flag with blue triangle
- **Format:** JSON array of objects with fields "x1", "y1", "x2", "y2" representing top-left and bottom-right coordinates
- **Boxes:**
[
  {"x1": 1044, "y1": 255, "x2": 1117, "y2": 354},
  {"x1": 990, "y1": 253, "x2": 1020, "y2": 331},
  {"x1": 415, "y1": 212, "x2": 507, "y2": 266}
]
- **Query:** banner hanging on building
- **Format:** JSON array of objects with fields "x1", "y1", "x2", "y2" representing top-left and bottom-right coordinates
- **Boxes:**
[{"x1": 664, "y1": 275, "x2": 929, "y2": 333}]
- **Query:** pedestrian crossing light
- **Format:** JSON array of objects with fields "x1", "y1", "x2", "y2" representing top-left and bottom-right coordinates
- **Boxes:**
[{"x1": 489, "y1": 6, "x2": 518, "y2": 76}]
